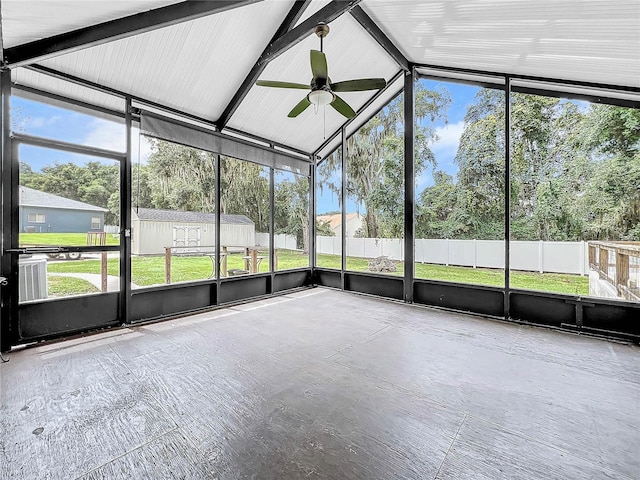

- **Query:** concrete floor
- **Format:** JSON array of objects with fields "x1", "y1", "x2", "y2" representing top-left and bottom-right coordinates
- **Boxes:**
[{"x1": 1, "y1": 288, "x2": 639, "y2": 479}]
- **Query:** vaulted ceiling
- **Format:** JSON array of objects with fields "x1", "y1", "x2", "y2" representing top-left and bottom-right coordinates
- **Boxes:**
[{"x1": 2, "y1": 0, "x2": 638, "y2": 158}]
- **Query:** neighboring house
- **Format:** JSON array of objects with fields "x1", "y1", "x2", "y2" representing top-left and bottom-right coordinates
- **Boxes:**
[
  {"x1": 19, "y1": 186, "x2": 107, "y2": 233},
  {"x1": 316, "y1": 212, "x2": 364, "y2": 238},
  {"x1": 132, "y1": 207, "x2": 255, "y2": 255}
]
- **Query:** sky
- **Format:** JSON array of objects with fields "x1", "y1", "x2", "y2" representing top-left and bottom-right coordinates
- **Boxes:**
[
  {"x1": 12, "y1": 96, "x2": 150, "y2": 171},
  {"x1": 12, "y1": 79, "x2": 481, "y2": 215},
  {"x1": 315, "y1": 79, "x2": 481, "y2": 214}
]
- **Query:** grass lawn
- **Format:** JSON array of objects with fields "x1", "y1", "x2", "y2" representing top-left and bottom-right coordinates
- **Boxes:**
[
  {"x1": 46, "y1": 250, "x2": 588, "y2": 296},
  {"x1": 318, "y1": 254, "x2": 588, "y2": 295},
  {"x1": 47, "y1": 249, "x2": 310, "y2": 287},
  {"x1": 48, "y1": 275, "x2": 99, "y2": 297},
  {"x1": 20, "y1": 232, "x2": 120, "y2": 246}
]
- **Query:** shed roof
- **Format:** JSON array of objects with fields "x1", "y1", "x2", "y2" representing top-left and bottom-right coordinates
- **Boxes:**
[
  {"x1": 3, "y1": 1, "x2": 639, "y2": 158},
  {"x1": 19, "y1": 186, "x2": 108, "y2": 212},
  {"x1": 133, "y1": 207, "x2": 254, "y2": 225}
]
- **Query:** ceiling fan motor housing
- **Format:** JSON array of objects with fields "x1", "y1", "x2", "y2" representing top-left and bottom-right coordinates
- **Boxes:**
[{"x1": 314, "y1": 23, "x2": 330, "y2": 38}]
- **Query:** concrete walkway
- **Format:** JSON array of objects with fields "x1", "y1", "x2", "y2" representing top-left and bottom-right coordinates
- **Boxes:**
[{"x1": 48, "y1": 272, "x2": 140, "y2": 291}]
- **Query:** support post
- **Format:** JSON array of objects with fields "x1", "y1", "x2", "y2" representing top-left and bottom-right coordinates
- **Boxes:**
[
  {"x1": 341, "y1": 127, "x2": 347, "y2": 289},
  {"x1": 403, "y1": 68, "x2": 415, "y2": 303},
  {"x1": 215, "y1": 154, "x2": 221, "y2": 294},
  {"x1": 165, "y1": 247, "x2": 171, "y2": 284},
  {"x1": 504, "y1": 76, "x2": 511, "y2": 319},
  {"x1": 616, "y1": 252, "x2": 629, "y2": 295},
  {"x1": 101, "y1": 252, "x2": 108, "y2": 292},
  {"x1": 251, "y1": 248, "x2": 258, "y2": 274},
  {"x1": 599, "y1": 248, "x2": 609, "y2": 280},
  {"x1": 267, "y1": 147, "x2": 276, "y2": 279},
  {"x1": 310, "y1": 159, "x2": 316, "y2": 272},
  {"x1": 0, "y1": 68, "x2": 15, "y2": 351}
]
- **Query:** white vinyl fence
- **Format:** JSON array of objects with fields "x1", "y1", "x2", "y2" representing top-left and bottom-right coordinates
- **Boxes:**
[
  {"x1": 317, "y1": 236, "x2": 589, "y2": 275},
  {"x1": 255, "y1": 232, "x2": 297, "y2": 250}
]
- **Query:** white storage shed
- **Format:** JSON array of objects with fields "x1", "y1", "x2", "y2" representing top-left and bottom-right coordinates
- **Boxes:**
[{"x1": 131, "y1": 208, "x2": 255, "y2": 255}]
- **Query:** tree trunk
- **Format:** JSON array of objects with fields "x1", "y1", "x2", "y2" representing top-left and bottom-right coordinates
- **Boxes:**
[{"x1": 365, "y1": 209, "x2": 378, "y2": 238}]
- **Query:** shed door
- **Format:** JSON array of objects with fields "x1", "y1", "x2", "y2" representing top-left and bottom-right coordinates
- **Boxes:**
[{"x1": 173, "y1": 225, "x2": 201, "y2": 248}]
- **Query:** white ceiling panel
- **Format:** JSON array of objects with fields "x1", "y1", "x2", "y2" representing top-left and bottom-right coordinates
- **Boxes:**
[
  {"x1": 1, "y1": 0, "x2": 182, "y2": 48},
  {"x1": 228, "y1": 13, "x2": 400, "y2": 154},
  {"x1": 36, "y1": 1, "x2": 294, "y2": 122},
  {"x1": 3, "y1": 0, "x2": 637, "y2": 157},
  {"x1": 293, "y1": 0, "x2": 331, "y2": 27},
  {"x1": 361, "y1": 0, "x2": 640, "y2": 88},
  {"x1": 12, "y1": 67, "x2": 126, "y2": 114}
]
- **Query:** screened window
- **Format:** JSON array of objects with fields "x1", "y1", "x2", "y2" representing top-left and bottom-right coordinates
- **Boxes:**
[
  {"x1": 91, "y1": 217, "x2": 101, "y2": 229},
  {"x1": 316, "y1": 147, "x2": 342, "y2": 269},
  {"x1": 345, "y1": 92, "x2": 404, "y2": 275},
  {"x1": 509, "y1": 92, "x2": 639, "y2": 302},
  {"x1": 414, "y1": 79, "x2": 505, "y2": 287}
]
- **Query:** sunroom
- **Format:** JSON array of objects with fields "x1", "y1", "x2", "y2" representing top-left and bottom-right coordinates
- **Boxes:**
[{"x1": 0, "y1": 1, "x2": 639, "y2": 478}]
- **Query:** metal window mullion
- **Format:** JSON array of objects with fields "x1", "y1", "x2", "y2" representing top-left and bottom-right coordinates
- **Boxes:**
[
  {"x1": 341, "y1": 127, "x2": 347, "y2": 289},
  {"x1": 270, "y1": 166, "x2": 275, "y2": 287},
  {"x1": 120, "y1": 97, "x2": 133, "y2": 324},
  {"x1": 11, "y1": 133, "x2": 126, "y2": 161},
  {"x1": 215, "y1": 154, "x2": 221, "y2": 302},
  {"x1": 310, "y1": 159, "x2": 316, "y2": 271},
  {"x1": 403, "y1": 68, "x2": 415, "y2": 303},
  {"x1": 504, "y1": 76, "x2": 511, "y2": 319},
  {"x1": 1, "y1": 67, "x2": 16, "y2": 350}
]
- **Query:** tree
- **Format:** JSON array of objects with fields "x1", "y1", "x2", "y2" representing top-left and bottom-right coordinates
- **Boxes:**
[
  {"x1": 321, "y1": 82, "x2": 451, "y2": 238},
  {"x1": 275, "y1": 174, "x2": 310, "y2": 252},
  {"x1": 316, "y1": 219, "x2": 335, "y2": 237},
  {"x1": 220, "y1": 156, "x2": 270, "y2": 232},
  {"x1": 20, "y1": 160, "x2": 120, "y2": 225},
  {"x1": 452, "y1": 88, "x2": 506, "y2": 239},
  {"x1": 415, "y1": 171, "x2": 458, "y2": 238},
  {"x1": 146, "y1": 139, "x2": 216, "y2": 212}
]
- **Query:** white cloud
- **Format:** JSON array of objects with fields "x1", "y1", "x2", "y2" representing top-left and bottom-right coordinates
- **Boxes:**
[
  {"x1": 81, "y1": 120, "x2": 153, "y2": 164},
  {"x1": 83, "y1": 118, "x2": 126, "y2": 152},
  {"x1": 431, "y1": 120, "x2": 465, "y2": 160},
  {"x1": 14, "y1": 114, "x2": 62, "y2": 132}
]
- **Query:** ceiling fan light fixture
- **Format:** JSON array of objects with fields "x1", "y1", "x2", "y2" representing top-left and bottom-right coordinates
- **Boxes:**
[{"x1": 308, "y1": 89, "x2": 334, "y2": 106}]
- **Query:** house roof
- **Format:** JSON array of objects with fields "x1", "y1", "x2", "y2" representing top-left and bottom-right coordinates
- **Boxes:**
[
  {"x1": 133, "y1": 207, "x2": 254, "y2": 225},
  {"x1": 317, "y1": 212, "x2": 360, "y2": 229},
  {"x1": 19, "y1": 186, "x2": 108, "y2": 212},
  {"x1": 3, "y1": 0, "x2": 637, "y2": 160}
]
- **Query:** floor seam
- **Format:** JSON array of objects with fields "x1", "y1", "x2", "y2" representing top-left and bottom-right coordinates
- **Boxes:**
[
  {"x1": 73, "y1": 426, "x2": 179, "y2": 479},
  {"x1": 326, "y1": 324, "x2": 393, "y2": 360},
  {"x1": 434, "y1": 413, "x2": 467, "y2": 480}
]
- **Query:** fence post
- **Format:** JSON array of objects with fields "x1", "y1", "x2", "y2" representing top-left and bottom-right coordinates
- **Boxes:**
[
  {"x1": 473, "y1": 239, "x2": 477, "y2": 268},
  {"x1": 538, "y1": 240, "x2": 544, "y2": 273},
  {"x1": 446, "y1": 239, "x2": 450, "y2": 266},
  {"x1": 165, "y1": 247, "x2": 171, "y2": 284}
]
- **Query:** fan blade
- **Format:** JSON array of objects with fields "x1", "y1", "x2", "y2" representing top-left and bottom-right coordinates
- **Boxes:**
[
  {"x1": 310, "y1": 50, "x2": 328, "y2": 81},
  {"x1": 288, "y1": 97, "x2": 311, "y2": 118},
  {"x1": 330, "y1": 94, "x2": 356, "y2": 119},
  {"x1": 256, "y1": 80, "x2": 310, "y2": 90},
  {"x1": 330, "y1": 78, "x2": 387, "y2": 92}
]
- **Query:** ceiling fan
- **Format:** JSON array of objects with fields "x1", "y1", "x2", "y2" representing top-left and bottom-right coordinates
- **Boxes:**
[{"x1": 256, "y1": 23, "x2": 387, "y2": 119}]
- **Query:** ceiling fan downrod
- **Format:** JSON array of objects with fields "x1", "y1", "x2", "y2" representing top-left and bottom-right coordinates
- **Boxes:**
[{"x1": 314, "y1": 23, "x2": 330, "y2": 53}]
